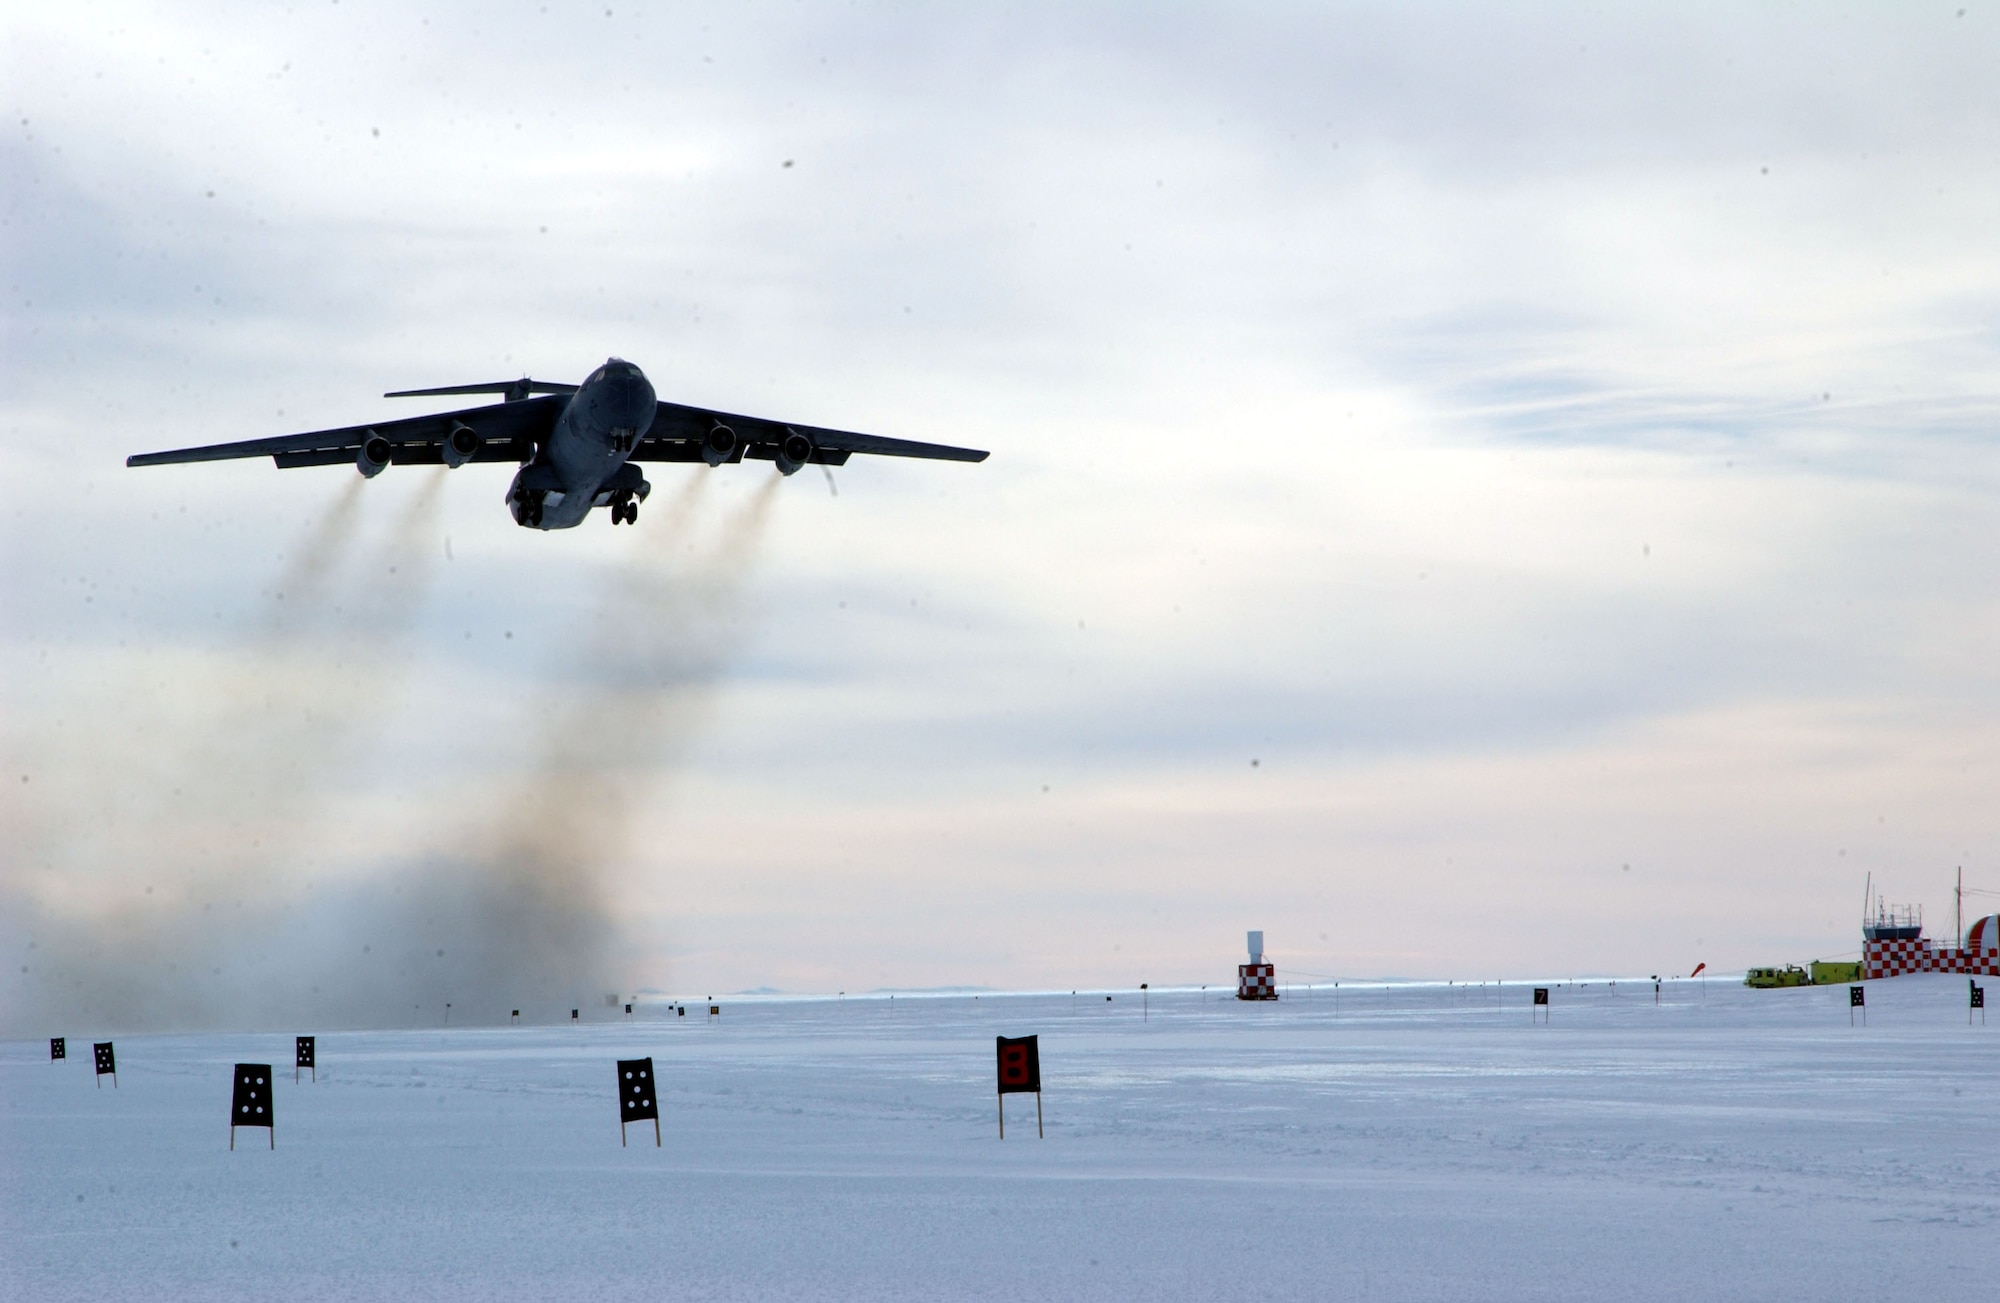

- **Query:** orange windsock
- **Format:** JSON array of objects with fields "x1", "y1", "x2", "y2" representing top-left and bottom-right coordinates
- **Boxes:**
[{"x1": 1690, "y1": 962, "x2": 1707, "y2": 977}]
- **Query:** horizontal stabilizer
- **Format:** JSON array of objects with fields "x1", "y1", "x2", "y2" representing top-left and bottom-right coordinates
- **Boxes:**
[{"x1": 385, "y1": 377, "x2": 578, "y2": 402}]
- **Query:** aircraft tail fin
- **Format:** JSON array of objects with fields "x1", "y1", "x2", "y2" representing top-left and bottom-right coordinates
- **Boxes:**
[{"x1": 386, "y1": 378, "x2": 579, "y2": 402}]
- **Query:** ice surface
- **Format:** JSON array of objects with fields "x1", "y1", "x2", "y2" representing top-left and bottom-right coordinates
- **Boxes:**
[{"x1": 4, "y1": 976, "x2": 1996, "y2": 1300}]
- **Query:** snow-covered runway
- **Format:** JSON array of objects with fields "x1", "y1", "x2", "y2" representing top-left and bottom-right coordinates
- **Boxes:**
[{"x1": 5, "y1": 976, "x2": 1995, "y2": 1300}]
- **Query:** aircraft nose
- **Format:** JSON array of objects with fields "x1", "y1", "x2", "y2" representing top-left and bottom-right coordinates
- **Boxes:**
[{"x1": 597, "y1": 361, "x2": 655, "y2": 427}]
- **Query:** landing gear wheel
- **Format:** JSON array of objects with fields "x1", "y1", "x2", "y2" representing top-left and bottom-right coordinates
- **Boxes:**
[{"x1": 624, "y1": 502, "x2": 639, "y2": 524}]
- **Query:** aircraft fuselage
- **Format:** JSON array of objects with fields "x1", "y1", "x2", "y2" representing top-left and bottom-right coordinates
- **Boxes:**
[
  {"x1": 124, "y1": 357, "x2": 990, "y2": 518},
  {"x1": 507, "y1": 358, "x2": 657, "y2": 529}
]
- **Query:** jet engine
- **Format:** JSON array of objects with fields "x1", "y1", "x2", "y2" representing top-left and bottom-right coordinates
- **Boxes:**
[
  {"x1": 442, "y1": 422, "x2": 483, "y2": 468},
  {"x1": 774, "y1": 429, "x2": 814, "y2": 476},
  {"x1": 702, "y1": 423, "x2": 738, "y2": 467},
  {"x1": 356, "y1": 432, "x2": 392, "y2": 478}
]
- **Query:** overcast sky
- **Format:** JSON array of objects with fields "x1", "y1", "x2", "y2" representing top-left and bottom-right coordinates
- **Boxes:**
[{"x1": 7, "y1": 2, "x2": 2000, "y2": 1029}]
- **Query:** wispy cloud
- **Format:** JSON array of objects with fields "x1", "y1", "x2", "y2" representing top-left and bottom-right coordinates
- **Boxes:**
[{"x1": 6, "y1": 3, "x2": 2000, "y2": 1027}]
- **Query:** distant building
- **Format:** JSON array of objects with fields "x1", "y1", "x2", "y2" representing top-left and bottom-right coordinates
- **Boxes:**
[
  {"x1": 1864, "y1": 904, "x2": 2000, "y2": 979},
  {"x1": 1238, "y1": 930, "x2": 1278, "y2": 1001}
]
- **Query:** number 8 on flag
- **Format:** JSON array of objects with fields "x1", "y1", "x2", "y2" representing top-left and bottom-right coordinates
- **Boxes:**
[{"x1": 995, "y1": 1035, "x2": 1042, "y2": 1139}]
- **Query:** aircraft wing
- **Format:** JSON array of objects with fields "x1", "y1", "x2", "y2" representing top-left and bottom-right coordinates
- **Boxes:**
[
  {"x1": 631, "y1": 400, "x2": 989, "y2": 466},
  {"x1": 126, "y1": 396, "x2": 566, "y2": 469}
]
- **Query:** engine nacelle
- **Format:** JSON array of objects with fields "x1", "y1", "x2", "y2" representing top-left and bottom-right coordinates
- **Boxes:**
[
  {"x1": 702, "y1": 423, "x2": 737, "y2": 467},
  {"x1": 442, "y1": 422, "x2": 483, "y2": 469},
  {"x1": 356, "y1": 432, "x2": 392, "y2": 478},
  {"x1": 774, "y1": 429, "x2": 814, "y2": 476}
]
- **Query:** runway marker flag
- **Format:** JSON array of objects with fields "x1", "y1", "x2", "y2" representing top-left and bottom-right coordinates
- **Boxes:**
[
  {"x1": 1532, "y1": 988, "x2": 1549, "y2": 1023},
  {"x1": 1850, "y1": 985, "x2": 1866, "y2": 1026},
  {"x1": 1972, "y1": 981, "x2": 1985, "y2": 1025},
  {"x1": 50, "y1": 1037, "x2": 64, "y2": 1061},
  {"x1": 296, "y1": 1036, "x2": 316, "y2": 1083},
  {"x1": 617, "y1": 1057, "x2": 660, "y2": 1147},
  {"x1": 996, "y1": 1035, "x2": 1043, "y2": 1139},
  {"x1": 230, "y1": 1064, "x2": 273, "y2": 1150},
  {"x1": 93, "y1": 1042, "x2": 116, "y2": 1087}
]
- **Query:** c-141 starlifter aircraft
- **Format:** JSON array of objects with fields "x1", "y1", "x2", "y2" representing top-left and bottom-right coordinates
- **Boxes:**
[{"x1": 127, "y1": 358, "x2": 989, "y2": 529}]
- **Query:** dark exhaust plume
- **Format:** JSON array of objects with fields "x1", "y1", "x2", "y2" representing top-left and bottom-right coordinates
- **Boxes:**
[
  {"x1": 333, "y1": 471, "x2": 781, "y2": 1025},
  {"x1": 3, "y1": 471, "x2": 452, "y2": 1033},
  {"x1": 2, "y1": 470, "x2": 781, "y2": 1033}
]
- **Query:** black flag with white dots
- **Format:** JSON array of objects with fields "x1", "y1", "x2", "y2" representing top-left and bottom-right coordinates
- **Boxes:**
[
  {"x1": 618, "y1": 1058, "x2": 659, "y2": 1123},
  {"x1": 93, "y1": 1042, "x2": 116, "y2": 1084},
  {"x1": 231, "y1": 1064, "x2": 274, "y2": 1149},
  {"x1": 50, "y1": 1037, "x2": 64, "y2": 1061},
  {"x1": 617, "y1": 1057, "x2": 660, "y2": 1147}
]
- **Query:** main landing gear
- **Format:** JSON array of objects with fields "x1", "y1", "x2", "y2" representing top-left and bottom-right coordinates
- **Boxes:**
[{"x1": 609, "y1": 494, "x2": 639, "y2": 525}]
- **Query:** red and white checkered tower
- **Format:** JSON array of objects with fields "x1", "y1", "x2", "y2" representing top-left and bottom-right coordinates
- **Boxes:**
[
  {"x1": 1238, "y1": 930, "x2": 1278, "y2": 1001},
  {"x1": 1862, "y1": 900, "x2": 2000, "y2": 979}
]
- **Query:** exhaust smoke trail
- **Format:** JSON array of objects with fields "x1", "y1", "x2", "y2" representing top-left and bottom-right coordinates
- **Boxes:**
[
  {"x1": 3, "y1": 468, "x2": 787, "y2": 1033},
  {"x1": 265, "y1": 474, "x2": 367, "y2": 634},
  {"x1": 341, "y1": 471, "x2": 782, "y2": 1026},
  {"x1": 3, "y1": 471, "x2": 455, "y2": 1033}
]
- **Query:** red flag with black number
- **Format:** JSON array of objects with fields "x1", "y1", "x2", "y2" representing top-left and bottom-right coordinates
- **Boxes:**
[
  {"x1": 996, "y1": 1035, "x2": 1040, "y2": 1093},
  {"x1": 995, "y1": 1035, "x2": 1042, "y2": 1139}
]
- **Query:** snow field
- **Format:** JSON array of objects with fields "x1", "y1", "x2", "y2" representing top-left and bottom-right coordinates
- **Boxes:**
[{"x1": 4, "y1": 975, "x2": 1996, "y2": 1301}]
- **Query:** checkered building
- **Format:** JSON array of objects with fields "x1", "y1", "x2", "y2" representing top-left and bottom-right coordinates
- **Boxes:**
[
  {"x1": 1237, "y1": 962, "x2": 1278, "y2": 1000},
  {"x1": 1864, "y1": 913, "x2": 2000, "y2": 980}
]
